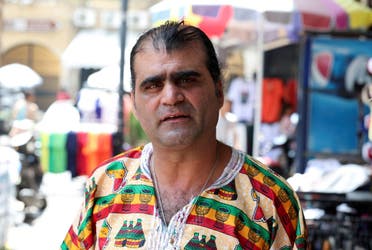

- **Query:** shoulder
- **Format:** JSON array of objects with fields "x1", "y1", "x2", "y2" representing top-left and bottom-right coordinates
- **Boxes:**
[
  {"x1": 104, "y1": 145, "x2": 144, "y2": 163},
  {"x1": 86, "y1": 146, "x2": 145, "y2": 193},
  {"x1": 239, "y1": 154, "x2": 299, "y2": 205},
  {"x1": 238, "y1": 154, "x2": 305, "y2": 233}
]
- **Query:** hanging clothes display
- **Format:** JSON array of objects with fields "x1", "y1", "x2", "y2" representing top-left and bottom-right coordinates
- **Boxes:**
[
  {"x1": 261, "y1": 77, "x2": 284, "y2": 123},
  {"x1": 48, "y1": 133, "x2": 68, "y2": 173},
  {"x1": 66, "y1": 131, "x2": 78, "y2": 177},
  {"x1": 40, "y1": 129, "x2": 114, "y2": 177},
  {"x1": 227, "y1": 76, "x2": 256, "y2": 123},
  {"x1": 76, "y1": 131, "x2": 89, "y2": 176},
  {"x1": 40, "y1": 132, "x2": 50, "y2": 173},
  {"x1": 38, "y1": 87, "x2": 117, "y2": 177},
  {"x1": 283, "y1": 78, "x2": 298, "y2": 113}
]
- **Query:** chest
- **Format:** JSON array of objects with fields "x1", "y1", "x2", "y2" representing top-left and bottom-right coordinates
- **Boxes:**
[
  {"x1": 158, "y1": 189, "x2": 194, "y2": 224},
  {"x1": 93, "y1": 190, "x2": 274, "y2": 250}
]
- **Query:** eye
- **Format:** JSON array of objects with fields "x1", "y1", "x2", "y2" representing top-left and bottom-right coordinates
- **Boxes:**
[
  {"x1": 179, "y1": 78, "x2": 190, "y2": 84},
  {"x1": 174, "y1": 71, "x2": 201, "y2": 87},
  {"x1": 145, "y1": 83, "x2": 159, "y2": 90},
  {"x1": 142, "y1": 80, "x2": 163, "y2": 92},
  {"x1": 177, "y1": 76, "x2": 196, "y2": 86}
]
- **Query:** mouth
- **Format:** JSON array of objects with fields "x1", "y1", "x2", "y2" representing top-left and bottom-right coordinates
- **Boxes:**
[{"x1": 161, "y1": 114, "x2": 190, "y2": 122}]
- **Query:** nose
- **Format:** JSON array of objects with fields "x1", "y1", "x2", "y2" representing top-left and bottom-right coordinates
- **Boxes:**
[{"x1": 161, "y1": 83, "x2": 185, "y2": 105}]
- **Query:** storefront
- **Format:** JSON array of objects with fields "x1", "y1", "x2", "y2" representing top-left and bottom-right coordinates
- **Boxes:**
[{"x1": 148, "y1": 1, "x2": 372, "y2": 246}]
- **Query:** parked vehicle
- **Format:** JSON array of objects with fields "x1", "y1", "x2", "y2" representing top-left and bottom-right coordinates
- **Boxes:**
[
  {"x1": 7, "y1": 119, "x2": 47, "y2": 224},
  {"x1": 258, "y1": 112, "x2": 298, "y2": 178}
]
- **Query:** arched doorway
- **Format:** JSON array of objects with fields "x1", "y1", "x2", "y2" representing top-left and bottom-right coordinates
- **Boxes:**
[{"x1": 2, "y1": 43, "x2": 60, "y2": 111}]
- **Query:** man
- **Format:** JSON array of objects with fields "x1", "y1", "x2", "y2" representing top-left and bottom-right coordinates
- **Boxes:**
[{"x1": 61, "y1": 21, "x2": 307, "y2": 249}]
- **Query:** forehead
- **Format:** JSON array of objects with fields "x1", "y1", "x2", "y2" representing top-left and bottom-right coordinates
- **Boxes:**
[
  {"x1": 133, "y1": 40, "x2": 208, "y2": 74},
  {"x1": 136, "y1": 38, "x2": 206, "y2": 58}
]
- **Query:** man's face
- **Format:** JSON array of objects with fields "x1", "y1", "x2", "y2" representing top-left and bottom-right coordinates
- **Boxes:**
[{"x1": 131, "y1": 41, "x2": 223, "y2": 149}]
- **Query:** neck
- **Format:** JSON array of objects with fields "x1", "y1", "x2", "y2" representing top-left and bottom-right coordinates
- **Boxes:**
[
  {"x1": 150, "y1": 141, "x2": 222, "y2": 225},
  {"x1": 151, "y1": 141, "x2": 220, "y2": 190}
]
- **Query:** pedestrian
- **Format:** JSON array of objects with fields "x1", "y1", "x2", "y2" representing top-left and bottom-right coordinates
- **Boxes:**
[
  {"x1": 61, "y1": 20, "x2": 307, "y2": 249},
  {"x1": 226, "y1": 72, "x2": 256, "y2": 155},
  {"x1": 11, "y1": 90, "x2": 40, "y2": 122}
]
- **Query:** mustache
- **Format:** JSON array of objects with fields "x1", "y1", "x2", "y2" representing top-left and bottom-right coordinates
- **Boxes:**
[{"x1": 157, "y1": 103, "x2": 194, "y2": 121}]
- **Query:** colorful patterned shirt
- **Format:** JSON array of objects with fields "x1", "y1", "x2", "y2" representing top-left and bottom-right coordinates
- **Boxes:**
[{"x1": 61, "y1": 143, "x2": 307, "y2": 249}]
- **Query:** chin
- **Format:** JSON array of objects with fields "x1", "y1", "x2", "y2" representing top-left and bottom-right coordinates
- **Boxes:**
[{"x1": 158, "y1": 131, "x2": 196, "y2": 147}]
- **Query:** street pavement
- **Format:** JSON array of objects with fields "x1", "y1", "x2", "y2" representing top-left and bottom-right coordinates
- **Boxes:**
[{"x1": 6, "y1": 172, "x2": 86, "y2": 250}]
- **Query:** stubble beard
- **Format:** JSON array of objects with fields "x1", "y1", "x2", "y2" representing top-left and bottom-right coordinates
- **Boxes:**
[{"x1": 156, "y1": 124, "x2": 201, "y2": 148}]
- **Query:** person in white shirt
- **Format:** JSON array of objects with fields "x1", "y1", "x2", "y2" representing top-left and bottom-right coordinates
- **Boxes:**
[{"x1": 226, "y1": 73, "x2": 256, "y2": 154}]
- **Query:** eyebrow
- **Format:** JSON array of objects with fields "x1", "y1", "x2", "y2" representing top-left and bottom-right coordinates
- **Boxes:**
[
  {"x1": 139, "y1": 75, "x2": 164, "y2": 88},
  {"x1": 139, "y1": 70, "x2": 201, "y2": 88},
  {"x1": 171, "y1": 70, "x2": 201, "y2": 80}
]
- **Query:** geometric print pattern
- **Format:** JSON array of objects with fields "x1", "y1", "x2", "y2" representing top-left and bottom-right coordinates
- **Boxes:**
[{"x1": 61, "y1": 145, "x2": 307, "y2": 249}]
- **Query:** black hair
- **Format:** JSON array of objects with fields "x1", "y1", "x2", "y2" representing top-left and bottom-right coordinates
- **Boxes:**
[
  {"x1": 22, "y1": 89, "x2": 34, "y2": 99},
  {"x1": 129, "y1": 20, "x2": 222, "y2": 91}
]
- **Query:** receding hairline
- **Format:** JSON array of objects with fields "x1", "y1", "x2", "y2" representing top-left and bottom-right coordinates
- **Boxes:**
[
  {"x1": 133, "y1": 37, "x2": 207, "y2": 59},
  {"x1": 130, "y1": 21, "x2": 222, "y2": 91}
]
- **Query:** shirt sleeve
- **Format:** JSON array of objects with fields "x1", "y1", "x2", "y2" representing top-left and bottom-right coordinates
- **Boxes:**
[
  {"x1": 270, "y1": 188, "x2": 308, "y2": 250},
  {"x1": 60, "y1": 176, "x2": 99, "y2": 250},
  {"x1": 246, "y1": 156, "x2": 308, "y2": 249}
]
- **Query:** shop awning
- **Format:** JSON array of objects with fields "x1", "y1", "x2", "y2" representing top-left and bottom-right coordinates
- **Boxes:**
[
  {"x1": 85, "y1": 64, "x2": 132, "y2": 92},
  {"x1": 62, "y1": 30, "x2": 121, "y2": 69},
  {"x1": 149, "y1": 0, "x2": 298, "y2": 49},
  {"x1": 149, "y1": 0, "x2": 372, "y2": 49}
]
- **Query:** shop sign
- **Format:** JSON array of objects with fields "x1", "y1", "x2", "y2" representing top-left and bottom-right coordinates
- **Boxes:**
[{"x1": 3, "y1": 18, "x2": 59, "y2": 32}]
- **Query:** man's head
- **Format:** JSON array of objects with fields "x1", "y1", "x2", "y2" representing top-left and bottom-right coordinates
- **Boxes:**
[
  {"x1": 130, "y1": 21, "x2": 222, "y2": 92},
  {"x1": 128, "y1": 20, "x2": 224, "y2": 148}
]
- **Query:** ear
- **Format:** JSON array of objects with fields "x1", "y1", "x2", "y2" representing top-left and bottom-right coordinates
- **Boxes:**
[
  {"x1": 216, "y1": 81, "x2": 224, "y2": 107},
  {"x1": 130, "y1": 92, "x2": 137, "y2": 117}
]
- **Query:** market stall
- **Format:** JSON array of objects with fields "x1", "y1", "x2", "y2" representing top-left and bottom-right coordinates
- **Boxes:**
[
  {"x1": 149, "y1": 0, "x2": 300, "y2": 159},
  {"x1": 37, "y1": 65, "x2": 146, "y2": 177},
  {"x1": 296, "y1": 33, "x2": 372, "y2": 171},
  {"x1": 37, "y1": 70, "x2": 119, "y2": 177},
  {"x1": 291, "y1": 2, "x2": 372, "y2": 247},
  {"x1": 149, "y1": 0, "x2": 372, "y2": 163}
]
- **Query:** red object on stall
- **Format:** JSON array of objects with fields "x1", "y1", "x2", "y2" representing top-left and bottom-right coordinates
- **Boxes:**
[
  {"x1": 197, "y1": 5, "x2": 233, "y2": 38},
  {"x1": 261, "y1": 78, "x2": 284, "y2": 123}
]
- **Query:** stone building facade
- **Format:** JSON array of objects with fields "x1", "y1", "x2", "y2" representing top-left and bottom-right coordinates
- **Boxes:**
[{"x1": 0, "y1": 0, "x2": 157, "y2": 110}]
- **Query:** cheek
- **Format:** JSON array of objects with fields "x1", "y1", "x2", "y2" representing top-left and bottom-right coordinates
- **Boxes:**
[
  {"x1": 133, "y1": 101, "x2": 155, "y2": 126},
  {"x1": 200, "y1": 93, "x2": 223, "y2": 121},
  {"x1": 133, "y1": 105, "x2": 147, "y2": 121}
]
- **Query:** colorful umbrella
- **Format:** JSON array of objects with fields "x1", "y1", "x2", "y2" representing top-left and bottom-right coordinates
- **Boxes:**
[
  {"x1": 294, "y1": 0, "x2": 372, "y2": 31},
  {"x1": 150, "y1": 0, "x2": 372, "y2": 47},
  {"x1": 0, "y1": 63, "x2": 43, "y2": 90},
  {"x1": 149, "y1": 0, "x2": 298, "y2": 47}
]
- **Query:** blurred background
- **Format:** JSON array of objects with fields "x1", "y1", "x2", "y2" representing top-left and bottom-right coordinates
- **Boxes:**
[{"x1": 0, "y1": 0, "x2": 372, "y2": 249}]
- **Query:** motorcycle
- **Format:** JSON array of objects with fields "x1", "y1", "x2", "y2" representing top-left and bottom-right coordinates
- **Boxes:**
[
  {"x1": 8, "y1": 119, "x2": 47, "y2": 224},
  {"x1": 258, "y1": 112, "x2": 298, "y2": 178}
]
